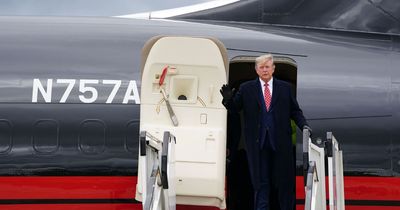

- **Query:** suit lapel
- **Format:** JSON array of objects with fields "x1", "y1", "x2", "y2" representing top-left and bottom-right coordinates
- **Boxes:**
[
  {"x1": 270, "y1": 78, "x2": 280, "y2": 109},
  {"x1": 250, "y1": 78, "x2": 282, "y2": 110},
  {"x1": 250, "y1": 79, "x2": 262, "y2": 108}
]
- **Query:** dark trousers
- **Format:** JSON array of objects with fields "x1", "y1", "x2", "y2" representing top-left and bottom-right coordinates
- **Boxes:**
[
  {"x1": 254, "y1": 143, "x2": 295, "y2": 210},
  {"x1": 254, "y1": 143, "x2": 274, "y2": 210}
]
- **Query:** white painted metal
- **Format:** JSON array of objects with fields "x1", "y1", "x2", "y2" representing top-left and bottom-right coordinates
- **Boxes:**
[
  {"x1": 308, "y1": 137, "x2": 327, "y2": 210},
  {"x1": 137, "y1": 36, "x2": 227, "y2": 209},
  {"x1": 337, "y1": 150, "x2": 345, "y2": 210},
  {"x1": 304, "y1": 130, "x2": 346, "y2": 210},
  {"x1": 305, "y1": 161, "x2": 319, "y2": 210},
  {"x1": 140, "y1": 132, "x2": 176, "y2": 210},
  {"x1": 328, "y1": 155, "x2": 335, "y2": 210},
  {"x1": 328, "y1": 133, "x2": 346, "y2": 210}
]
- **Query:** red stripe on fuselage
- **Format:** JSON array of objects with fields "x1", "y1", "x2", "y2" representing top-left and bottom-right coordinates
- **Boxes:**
[
  {"x1": 296, "y1": 176, "x2": 400, "y2": 210},
  {"x1": 296, "y1": 176, "x2": 400, "y2": 201},
  {"x1": 0, "y1": 176, "x2": 218, "y2": 210},
  {"x1": 0, "y1": 204, "x2": 219, "y2": 210},
  {"x1": 0, "y1": 204, "x2": 140, "y2": 210},
  {"x1": 297, "y1": 205, "x2": 400, "y2": 210},
  {"x1": 0, "y1": 176, "x2": 136, "y2": 199},
  {"x1": 0, "y1": 176, "x2": 398, "y2": 209},
  {"x1": 342, "y1": 207, "x2": 400, "y2": 210}
]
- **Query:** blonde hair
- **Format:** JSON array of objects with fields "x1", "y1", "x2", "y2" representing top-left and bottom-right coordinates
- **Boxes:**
[{"x1": 255, "y1": 54, "x2": 274, "y2": 66}]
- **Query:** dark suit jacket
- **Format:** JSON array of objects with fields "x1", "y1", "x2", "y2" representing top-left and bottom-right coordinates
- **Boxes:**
[{"x1": 225, "y1": 78, "x2": 308, "y2": 190}]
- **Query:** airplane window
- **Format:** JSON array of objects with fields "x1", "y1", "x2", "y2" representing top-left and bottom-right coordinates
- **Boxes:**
[{"x1": 0, "y1": 0, "x2": 214, "y2": 16}]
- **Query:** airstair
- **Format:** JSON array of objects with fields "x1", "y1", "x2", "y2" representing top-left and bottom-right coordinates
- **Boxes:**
[
  {"x1": 303, "y1": 129, "x2": 346, "y2": 210},
  {"x1": 139, "y1": 128, "x2": 346, "y2": 210},
  {"x1": 139, "y1": 131, "x2": 176, "y2": 210}
]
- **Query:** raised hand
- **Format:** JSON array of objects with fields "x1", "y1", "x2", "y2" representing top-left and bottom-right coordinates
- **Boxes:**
[{"x1": 220, "y1": 84, "x2": 233, "y2": 101}]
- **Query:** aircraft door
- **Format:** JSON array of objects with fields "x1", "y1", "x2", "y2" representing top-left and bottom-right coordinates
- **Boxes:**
[{"x1": 136, "y1": 36, "x2": 228, "y2": 209}]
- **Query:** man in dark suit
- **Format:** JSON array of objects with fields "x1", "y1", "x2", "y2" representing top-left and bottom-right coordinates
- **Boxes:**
[{"x1": 220, "y1": 54, "x2": 311, "y2": 210}]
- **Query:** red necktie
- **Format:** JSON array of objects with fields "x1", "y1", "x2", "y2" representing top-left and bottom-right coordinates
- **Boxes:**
[{"x1": 264, "y1": 83, "x2": 271, "y2": 111}]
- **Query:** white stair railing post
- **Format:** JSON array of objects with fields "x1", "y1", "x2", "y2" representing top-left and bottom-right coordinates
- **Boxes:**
[
  {"x1": 139, "y1": 131, "x2": 177, "y2": 210},
  {"x1": 327, "y1": 132, "x2": 346, "y2": 210}
]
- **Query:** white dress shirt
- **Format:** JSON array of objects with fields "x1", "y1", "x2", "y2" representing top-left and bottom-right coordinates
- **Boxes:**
[{"x1": 259, "y1": 77, "x2": 273, "y2": 97}]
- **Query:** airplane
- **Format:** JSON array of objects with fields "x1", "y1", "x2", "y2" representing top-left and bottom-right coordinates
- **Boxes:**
[{"x1": 0, "y1": 1, "x2": 399, "y2": 210}]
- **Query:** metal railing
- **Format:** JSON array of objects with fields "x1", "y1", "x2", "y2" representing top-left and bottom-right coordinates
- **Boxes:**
[
  {"x1": 139, "y1": 131, "x2": 177, "y2": 210},
  {"x1": 303, "y1": 129, "x2": 326, "y2": 210},
  {"x1": 303, "y1": 129, "x2": 345, "y2": 210},
  {"x1": 305, "y1": 161, "x2": 318, "y2": 210},
  {"x1": 326, "y1": 132, "x2": 345, "y2": 210}
]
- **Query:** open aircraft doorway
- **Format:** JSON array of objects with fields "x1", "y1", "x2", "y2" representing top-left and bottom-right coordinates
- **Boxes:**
[
  {"x1": 227, "y1": 56, "x2": 298, "y2": 210},
  {"x1": 229, "y1": 56, "x2": 297, "y2": 95}
]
